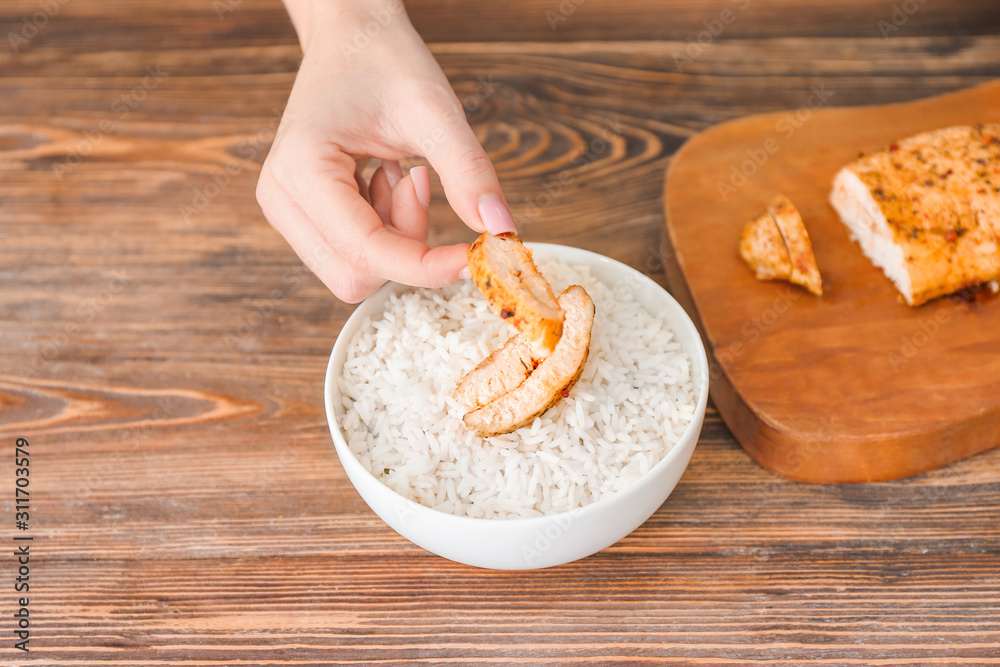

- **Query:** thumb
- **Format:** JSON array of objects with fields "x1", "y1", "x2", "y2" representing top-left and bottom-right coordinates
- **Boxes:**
[{"x1": 419, "y1": 116, "x2": 518, "y2": 237}]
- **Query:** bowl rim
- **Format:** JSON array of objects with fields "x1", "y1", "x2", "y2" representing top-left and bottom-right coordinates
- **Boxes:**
[{"x1": 324, "y1": 242, "x2": 710, "y2": 527}]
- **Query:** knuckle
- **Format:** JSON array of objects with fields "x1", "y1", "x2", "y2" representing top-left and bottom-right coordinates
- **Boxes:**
[
  {"x1": 330, "y1": 247, "x2": 374, "y2": 304},
  {"x1": 401, "y1": 81, "x2": 468, "y2": 141},
  {"x1": 254, "y1": 173, "x2": 273, "y2": 210},
  {"x1": 254, "y1": 174, "x2": 283, "y2": 231},
  {"x1": 265, "y1": 131, "x2": 319, "y2": 192},
  {"x1": 344, "y1": 242, "x2": 372, "y2": 278},
  {"x1": 451, "y1": 147, "x2": 495, "y2": 179},
  {"x1": 267, "y1": 150, "x2": 300, "y2": 191},
  {"x1": 413, "y1": 81, "x2": 463, "y2": 118},
  {"x1": 332, "y1": 274, "x2": 374, "y2": 304},
  {"x1": 334, "y1": 285, "x2": 365, "y2": 304}
]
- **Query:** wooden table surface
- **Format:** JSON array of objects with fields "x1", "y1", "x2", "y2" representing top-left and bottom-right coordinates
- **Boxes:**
[{"x1": 2, "y1": 0, "x2": 999, "y2": 664}]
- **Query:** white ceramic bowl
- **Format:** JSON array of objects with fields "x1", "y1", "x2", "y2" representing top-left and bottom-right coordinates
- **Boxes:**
[{"x1": 324, "y1": 243, "x2": 710, "y2": 570}]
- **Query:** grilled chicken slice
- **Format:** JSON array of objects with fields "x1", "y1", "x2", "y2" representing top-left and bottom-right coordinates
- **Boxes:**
[
  {"x1": 454, "y1": 334, "x2": 535, "y2": 409},
  {"x1": 464, "y1": 285, "x2": 595, "y2": 437},
  {"x1": 739, "y1": 195, "x2": 822, "y2": 295},
  {"x1": 830, "y1": 124, "x2": 1000, "y2": 306},
  {"x1": 767, "y1": 195, "x2": 823, "y2": 296},
  {"x1": 739, "y1": 210, "x2": 793, "y2": 282},
  {"x1": 467, "y1": 232, "x2": 564, "y2": 358}
]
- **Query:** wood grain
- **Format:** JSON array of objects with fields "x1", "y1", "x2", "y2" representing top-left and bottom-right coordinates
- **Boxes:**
[
  {"x1": 663, "y1": 81, "x2": 1000, "y2": 483},
  {"x1": 2, "y1": 0, "x2": 1000, "y2": 663},
  {"x1": 3, "y1": 0, "x2": 1000, "y2": 42}
]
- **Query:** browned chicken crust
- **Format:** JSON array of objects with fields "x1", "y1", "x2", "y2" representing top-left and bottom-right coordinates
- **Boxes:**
[
  {"x1": 739, "y1": 195, "x2": 823, "y2": 296},
  {"x1": 454, "y1": 334, "x2": 535, "y2": 409},
  {"x1": 739, "y1": 211, "x2": 793, "y2": 282},
  {"x1": 830, "y1": 124, "x2": 1000, "y2": 306},
  {"x1": 467, "y1": 233, "x2": 564, "y2": 358},
  {"x1": 768, "y1": 195, "x2": 823, "y2": 296},
  {"x1": 463, "y1": 285, "x2": 595, "y2": 437}
]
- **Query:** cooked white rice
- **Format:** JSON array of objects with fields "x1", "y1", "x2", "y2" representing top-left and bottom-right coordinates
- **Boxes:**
[{"x1": 338, "y1": 260, "x2": 696, "y2": 520}]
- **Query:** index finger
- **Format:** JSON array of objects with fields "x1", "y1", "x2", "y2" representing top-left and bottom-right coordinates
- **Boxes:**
[
  {"x1": 361, "y1": 225, "x2": 470, "y2": 288},
  {"x1": 297, "y1": 165, "x2": 469, "y2": 289}
]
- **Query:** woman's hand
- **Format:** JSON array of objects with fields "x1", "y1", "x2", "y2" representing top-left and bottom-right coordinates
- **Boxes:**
[{"x1": 256, "y1": 0, "x2": 517, "y2": 303}]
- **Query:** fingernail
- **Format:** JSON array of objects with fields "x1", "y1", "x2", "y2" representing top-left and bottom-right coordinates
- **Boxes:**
[
  {"x1": 410, "y1": 165, "x2": 430, "y2": 207},
  {"x1": 459, "y1": 266, "x2": 471, "y2": 280},
  {"x1": 384, "y1": 160, "x2": 403, "y2": 189},
  {"x1": 477, "y1": 195, "x2": 517, "y2": 235}
]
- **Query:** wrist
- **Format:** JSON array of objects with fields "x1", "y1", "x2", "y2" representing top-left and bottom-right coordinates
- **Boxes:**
[{"x1": 283, "y1": 0, "x2": 411, "y2": 56}]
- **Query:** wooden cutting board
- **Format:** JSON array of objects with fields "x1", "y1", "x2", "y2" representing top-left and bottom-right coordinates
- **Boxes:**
[{"x1": 663, "y1": 80, "x2": 1000, "y2": 483}]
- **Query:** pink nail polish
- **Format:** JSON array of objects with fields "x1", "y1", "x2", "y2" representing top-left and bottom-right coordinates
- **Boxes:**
[
  {"x1": 410, "y1": 166, "x2": 430, "y2": 207},
  {"x1": 384, "y1": 160, "x2": 403, "y2": 189},
  {"x1": 477, "y1": 195, "x2": 517, "y2": 235}
]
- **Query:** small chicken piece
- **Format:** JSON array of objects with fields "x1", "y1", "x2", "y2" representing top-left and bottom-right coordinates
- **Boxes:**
[
  {"x1": 454, "y1": 334, "x2": 535, "y2": 409},
  {"x1": 467, "y1": 232, "x2": 564, "y2": 358},
  {"x1": 464, "y1": 285, "x2": 595, "y2": 437},
  {"x1": 739, "y1": 211, "x2": 793, "y2": 281},
  {"x1": 830, "y1": 124, "x2": 1000, "y2": 306},
  {"x1": 767, "y1": 195, "x2": 823, "y2": 296},
  {"x1": 739, "y1": 195, "x2": 823, "y2": 295}
]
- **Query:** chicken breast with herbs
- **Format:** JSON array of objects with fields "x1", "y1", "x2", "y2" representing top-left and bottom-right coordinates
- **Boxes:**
[{"x1": 830, "y1": 124, "x2": 1000, "y2": 306}]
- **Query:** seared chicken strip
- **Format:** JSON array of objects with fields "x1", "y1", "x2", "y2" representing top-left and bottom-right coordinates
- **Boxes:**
[
  {"x1": 454, "y1": 334, "x2": 535, "y2": 409},
  {"x1": 467, "y1": 232, "x2": 565, "y2": 358},
  {"x1": 830, "y1": 124, "x2": 1000, "y2": 306},
  {"x1": 767, "y1": 195, "x2": 823, "y2": 296},
  {"x1": 464, "y1": 285, "x2": 595, "y2": 437},
  {"x1": 740, "y1": 210, "x2": 793, "y2": 282},
  {"x1": 739, "y1": 195, "x2": 822, "y2": 295}
]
